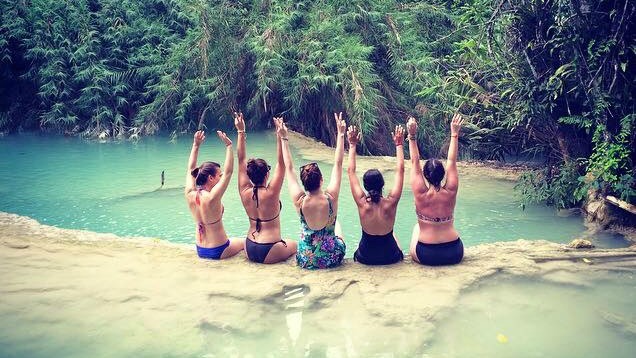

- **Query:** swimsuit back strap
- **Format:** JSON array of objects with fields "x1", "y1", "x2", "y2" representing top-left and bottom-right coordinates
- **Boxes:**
[
  {"x1": 197, "y1": 206, "x2": 225, "y2": 237},
  {"x1": 325, "y1": 192, "x2": 334, "y2": 219},
  {"x1": 195, "y1": 188, "x2": 202, "y2": 206}
]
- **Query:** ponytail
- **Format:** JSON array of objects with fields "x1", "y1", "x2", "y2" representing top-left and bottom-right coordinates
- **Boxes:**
[{"x1": 367, "y1": 189, "x2": 381, "y2": 203}]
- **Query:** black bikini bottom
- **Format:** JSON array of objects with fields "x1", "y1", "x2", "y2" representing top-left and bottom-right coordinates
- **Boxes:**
[
  {"x1": 354, "y1": 230, "x2": 404, "y2": 266},
  {"x1": 415, "y1": 238, "x2": 464, "y2": 266},
  {"x1": 245, "y1": 237, "x2": 286, "y2": 263}
]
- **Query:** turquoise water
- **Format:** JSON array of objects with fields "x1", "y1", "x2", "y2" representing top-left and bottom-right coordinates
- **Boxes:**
[
  {"x1": 428, "y1": 272, "x2": 636, "y2": 357},
  {"x1": 0, "y1": 133, "x2": 628, "y2": 251}
]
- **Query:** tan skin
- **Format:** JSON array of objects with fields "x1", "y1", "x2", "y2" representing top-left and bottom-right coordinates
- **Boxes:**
[
  {"x1": 347, "y1": 124, "x2": 404, "y2": 249},
  {"x1": 185, "y1": 130, "x2": 244, "y2": 259},
  {"x1": 235, "y1": 113, "x2": 297, "y2": 264},
  {"x1": 279, "y1": 113, "x2": 346, "y2": 237},
  {"x1": 408, "y1": 113, "x2": 464, "y2": 263}
]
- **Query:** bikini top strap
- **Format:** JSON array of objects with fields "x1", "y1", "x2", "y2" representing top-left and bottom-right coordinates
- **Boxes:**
[
  {"x1": 299, "y1": 194, "x2": 307, "y2": 218},
  {"x1": 195, "y1": 187, "x2": 203, "y2": 206},
  {"x1": 325, "y1": 192, "x2": 334, "y2": 217}
]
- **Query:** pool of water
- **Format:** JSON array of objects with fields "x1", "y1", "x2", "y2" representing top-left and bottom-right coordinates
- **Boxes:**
[
  {"x1": 428, "y1": 272, "x2": 636, "y2": 357},
  {"x1": 0, "y1": 133, "x2": 628, "y2": 252}
]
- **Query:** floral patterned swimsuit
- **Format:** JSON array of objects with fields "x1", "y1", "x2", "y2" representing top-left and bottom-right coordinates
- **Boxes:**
[{"x1": 296, "y1": 193, "x2": 346, "y2": 269}]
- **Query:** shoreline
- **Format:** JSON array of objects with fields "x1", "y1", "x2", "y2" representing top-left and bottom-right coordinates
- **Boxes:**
[
  {"x1": 2, "y1": 211, "x2": 635, "y2": 354},
  {"x1": 288, "y1": 131, "x2": 526, "y2": 181}
]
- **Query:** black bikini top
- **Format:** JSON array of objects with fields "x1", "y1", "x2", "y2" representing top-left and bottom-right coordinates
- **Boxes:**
[{"x1": 248, "y1": 185, "x2": 282, "y2": 238}]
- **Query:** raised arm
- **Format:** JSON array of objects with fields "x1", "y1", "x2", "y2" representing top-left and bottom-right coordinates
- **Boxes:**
[
  {"x1": 234, "y1": 112, "x2": 251, "y2": 191},
  {"x1": 346, "y1": 125, "x2": 366, "y2": 206},
  {"x1": 185, "y1": 130, "x2": 205, "y2": 195},
  {"x1": 278, "y1": 120, "x2": 305, "y2": 207},
  {"x1": 444, "y1": 113, "x2": 463, "y2": 192},
  {"x1": 209, "y1": 131, "x2": 234, "y2": 199},
  {"x1": 388, "y1": 125, "x2": 405, "y2": 202},
  {"x1": 407, "y1": 116, "x2": 428, "y2": 192},
  {"x1": 268, "y1": 117, "x2": 286, "y2": 193},
  {"x1": 326, "y1": 112, "x2": 346, "y2": 199}
]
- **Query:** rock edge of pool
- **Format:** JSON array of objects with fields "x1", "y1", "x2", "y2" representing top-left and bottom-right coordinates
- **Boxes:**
[{"x1": 2, "y1": 211, "x2": 635, "y2": 351}]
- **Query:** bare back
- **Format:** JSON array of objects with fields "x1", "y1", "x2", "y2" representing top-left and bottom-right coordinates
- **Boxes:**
[
  {"x1": 414, "y1": 185, "x2": 460, "y2": 243},
  {"x1": 297, "y1": 192, "x2": 337, "y2": 230},
  {"x1": 357, "y1": 198, "x2": 398, "y2": 235},
  {"x1": 186, "y1": 190, "x2": 228, "y2": 247},
  {"x1": 240, "y1": 186, "x2": 283, "y2": 243}
]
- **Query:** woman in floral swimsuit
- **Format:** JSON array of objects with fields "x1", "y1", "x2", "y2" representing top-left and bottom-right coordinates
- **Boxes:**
[{"x1": 278, "y1": 114, "x2": 347, "y2": 269}]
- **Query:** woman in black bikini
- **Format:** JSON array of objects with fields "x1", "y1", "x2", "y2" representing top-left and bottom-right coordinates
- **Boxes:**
[
  {"x1": 408, "y1": 113, "x2": 465, "y2": 266},
  {"x1": 185, "y1": 130, "x2": 244, "y2": 259},
  {"x1": 348, "y1": 124, "x2": 405, "y2": 265},
  {"x1": 235, "y1": 113, "x2": 297, "y2": 264}
]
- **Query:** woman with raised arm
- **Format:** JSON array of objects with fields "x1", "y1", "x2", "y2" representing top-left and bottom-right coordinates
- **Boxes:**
[
  {"x1": 185, "y1": 130, "x2": 244, "y2": 259},
  {"x1": 408, "y1": 113, "x2": 465, "y2": 266},
  {"x1": 348, "y1": 125, "x2": 405, "y2": 265},
  {"x1": 278, "y1": 114, "x2": 347, "y2": 270},
  {"x1": 235, "y1": 113, "x2": 297, "y2": 264}
]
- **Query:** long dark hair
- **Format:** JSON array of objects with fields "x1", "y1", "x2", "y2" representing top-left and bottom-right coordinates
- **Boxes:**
[
  {"x1": 423, "y1": 159, "x2": 445, "y2": 191},
  {"x1": 191, "y1": 161, "x2": 221, "y2": 186},
  {"x1": 363, "y1": 169, "x2": 384, "y2": 203}
]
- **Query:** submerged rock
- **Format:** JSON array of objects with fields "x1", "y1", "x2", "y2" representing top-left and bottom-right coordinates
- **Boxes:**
[{"x1": 567, "y1": 238, "x2": 595, "y2": 249}]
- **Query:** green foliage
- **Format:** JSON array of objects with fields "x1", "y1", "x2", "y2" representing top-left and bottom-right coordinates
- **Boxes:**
[
  {"x1": 0, "y1": 0, "x2": 634, "y2": 205},
  {"x1": 515, "y1": 161, "x2": 585, "y2": 210}
]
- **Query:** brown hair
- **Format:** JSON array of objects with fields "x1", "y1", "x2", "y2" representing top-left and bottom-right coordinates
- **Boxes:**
[
  {"x1": 300, "y1": 163, "x2": 322, "y2": 192},
  {"x1": 246, "y1": 158, "x2": 270, "y2": 186},
  {"x1": 191, "y1": 161, "x2": 221, "y2": 186}
]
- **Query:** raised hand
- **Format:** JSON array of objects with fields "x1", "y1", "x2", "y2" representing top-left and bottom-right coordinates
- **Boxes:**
[
  {"x1": 193, "y1": 130, "x2": 206, "y2": 146},
  {"x1": 276, "y1": 117, "x2": 289, "y2": 138},
  {"x1": 273, "y1": 117, "x2": 285, "y2": 137},
  {"x1": 234, "y1": 112, "x2": 246, "y2": 132},
  {"x1": 334, "y1": 112, "x2": 346, "y2": 136},
  {"x1": 217, "y1": 130, "x2": 232, "y2": 146},
  {"x1": 450, "y1": 113, "x2": 464, "y2": 136},
  {"x1": 347, "y1": 125, "x2": 361, "y2": 146},
  {"x1": 392, "y1": 125, "x2": 405, "y2": 146},
  {"x1": 406, "y1": 116, "x2": 417, "y2": 137}
]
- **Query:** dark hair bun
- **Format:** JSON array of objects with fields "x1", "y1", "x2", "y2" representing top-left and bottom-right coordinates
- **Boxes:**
[
  {"x1": 191, "y1": 167, "x2": 200, "y2": 178},
  {"x1": 363, "y1": 169, "x2": 384, "y2": 203}
]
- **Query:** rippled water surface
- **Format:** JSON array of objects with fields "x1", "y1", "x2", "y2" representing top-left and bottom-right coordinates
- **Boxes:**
[{"x1": 0, "y1": 133, "x2": 628, "y2": 251}]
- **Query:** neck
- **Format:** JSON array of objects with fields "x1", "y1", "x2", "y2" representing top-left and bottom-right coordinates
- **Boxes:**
[{"x1": 307, "y1": 188, "x2": 322, "y2": 196}]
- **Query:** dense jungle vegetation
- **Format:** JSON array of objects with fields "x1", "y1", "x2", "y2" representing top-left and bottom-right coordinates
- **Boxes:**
[{"x1": 0, "y1": 0, "x2": 634, "y2": 208}]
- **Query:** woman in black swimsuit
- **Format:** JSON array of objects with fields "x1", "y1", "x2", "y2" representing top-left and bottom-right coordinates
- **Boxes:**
[
  {"x1": 348, "y1": 125, "x2": 405, "y2": 265},
  {"x1": 408, "y1": 113, "x2": 465, "y2": 266},
  {"x1": 235, "y1": 113, "x2": 297, "y2": 264}
]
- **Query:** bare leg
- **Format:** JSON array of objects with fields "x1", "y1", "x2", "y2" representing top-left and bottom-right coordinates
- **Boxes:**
[
  {"x1": 264, "y1": 239, "x2": 298, "y2": 264},
  {"x1": 221, "y1": 237, "x2": 245, "y2": 259},
  {"x1": 409, "y1": 224, "x2": 421, "y2": 263}
]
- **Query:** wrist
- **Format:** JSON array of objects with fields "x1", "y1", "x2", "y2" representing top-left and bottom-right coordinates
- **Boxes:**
[
  {"x1": 450, "y1": 134, "x2": 458, "y2": 138},
  {"x1": 407, "y1": 135, "x2": 417, "y2": 141},
  {"x1": 237, "y1": 130, "x2": 246, "y2": 134},
  {"x1": 396, "y1": 143, "x2": 403, "y2": 147},
  {"x1": 281, "y1": 137, "x2": 289, "y2": 141}
]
